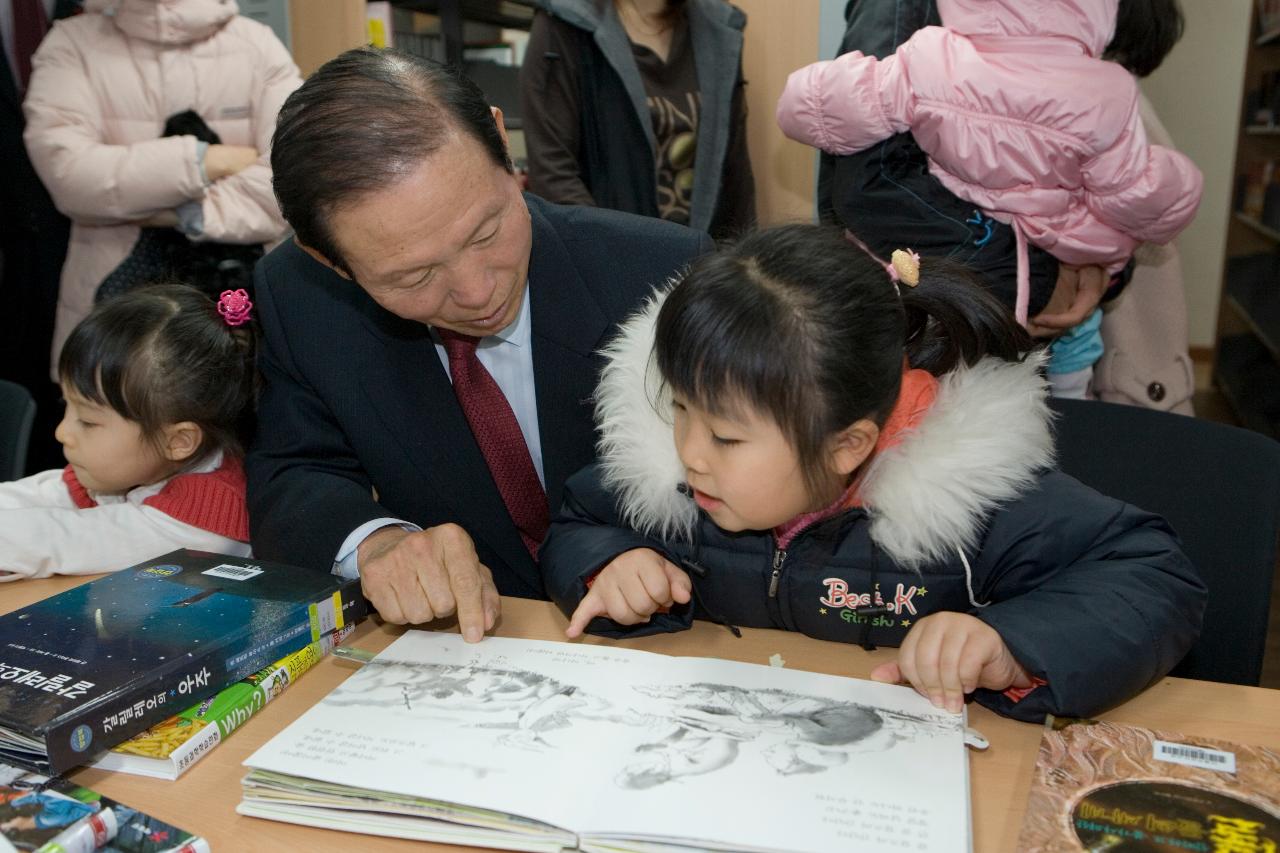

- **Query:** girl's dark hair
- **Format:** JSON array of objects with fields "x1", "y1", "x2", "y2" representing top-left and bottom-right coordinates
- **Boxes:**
[
  {"x1": 1104, "y1": 0, "x2": 1185, "y2": 78},
  {"x1": 653, "y1": 224, "x2": 1031, "y2": 499},
  {"x1": 58, "y1": 284, "x2": 257, "y2": 467}
]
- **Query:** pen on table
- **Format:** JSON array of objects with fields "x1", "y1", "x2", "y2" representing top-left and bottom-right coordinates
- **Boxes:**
[{"x1": 333, "y1": 646, "x2": 376, "y2": 665}]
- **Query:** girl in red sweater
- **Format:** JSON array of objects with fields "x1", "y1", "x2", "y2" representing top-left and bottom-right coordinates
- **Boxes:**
[{"x1": 0, "y1": 285, "x2": 256, "y2": 579}]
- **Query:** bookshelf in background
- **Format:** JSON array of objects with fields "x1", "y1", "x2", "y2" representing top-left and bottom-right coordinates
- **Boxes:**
[{"x1": 1217, "y1": 1, "x2": 1280, "y2": 438}]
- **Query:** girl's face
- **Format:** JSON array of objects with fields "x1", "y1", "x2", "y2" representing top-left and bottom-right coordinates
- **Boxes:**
[
  {"x1": 673, "y1": 393, "x2": 840, "y2": 532},
  {"x1": 55, "y1": 387, "x2": 179, "y2": 494}
]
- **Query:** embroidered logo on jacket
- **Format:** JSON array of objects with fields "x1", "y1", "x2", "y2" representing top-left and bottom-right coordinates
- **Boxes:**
[{"x1": 817, "y1": 578, "x2": 927, "y2": 629}]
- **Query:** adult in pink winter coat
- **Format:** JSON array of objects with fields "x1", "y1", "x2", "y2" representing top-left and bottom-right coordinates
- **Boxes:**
[
  {"x1": 775, "y1": 0, "x2": 1203, "y2": 326},
  {"x1": 22, "y1": 0, "x2": 300, "y2": 375}
]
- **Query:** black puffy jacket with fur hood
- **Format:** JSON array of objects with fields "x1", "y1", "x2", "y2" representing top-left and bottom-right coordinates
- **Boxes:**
[{"x1": 540, "y1": 290, "x2": 1207, "y2": 722}]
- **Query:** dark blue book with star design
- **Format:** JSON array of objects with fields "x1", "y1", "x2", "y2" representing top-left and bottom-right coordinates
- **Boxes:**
[{"x1": 0, "y1": 550, "x2": 366, "y2": 774}]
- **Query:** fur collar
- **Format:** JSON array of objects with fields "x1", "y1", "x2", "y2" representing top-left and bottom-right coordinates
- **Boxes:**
[{"x1": 594, "y1": 287, "x2": 1056, "y2": 568}]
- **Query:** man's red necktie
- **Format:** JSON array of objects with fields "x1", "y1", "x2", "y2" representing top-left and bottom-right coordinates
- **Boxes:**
[
  {"x1": 13, "y1": 0, "x2": 50, "y2": 93},
  {"x1": 438, "y1": 330, "x2": 549, "y2": 559}
]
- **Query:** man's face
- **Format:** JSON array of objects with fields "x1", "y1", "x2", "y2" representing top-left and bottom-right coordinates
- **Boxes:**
[{"x1": 323, "y1": 131, "x2": 532, "y2": 337}]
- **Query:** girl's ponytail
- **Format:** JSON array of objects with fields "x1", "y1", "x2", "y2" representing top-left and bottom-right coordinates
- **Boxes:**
[
  {"x1": 216, "y1": 289, "x2": 260, "y2": 455},
  {"x1": 901, "y1": 259, "x2": 1033, "y2": 375}
]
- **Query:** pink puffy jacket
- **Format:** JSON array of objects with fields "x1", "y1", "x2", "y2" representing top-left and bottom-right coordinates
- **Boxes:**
[
  {"x1": 776, "y1": 0, "x2": 1203, "y2": 324},
  {"x1": 23, "y1": 0, "x2": 301, "y2": 373}
]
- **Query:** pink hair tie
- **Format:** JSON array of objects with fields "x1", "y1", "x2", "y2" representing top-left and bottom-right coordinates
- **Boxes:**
[{"x1": 217, "y1": 289, "x2": 253, "y2": 327}]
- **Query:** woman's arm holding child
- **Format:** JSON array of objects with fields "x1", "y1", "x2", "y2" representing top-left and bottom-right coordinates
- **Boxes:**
[
  {"x1": 1082, "y1": 95, "x2": 1204, "y2": 246},
  {"x1": 542, "y1": 465, "x2": 694, "y2": 639},
  {"x1": 0, "y1": 503, "x2": 248, "y2": 581},
  {"x1": 776, "y1": 45, "x2": 914, "y2": 156}
]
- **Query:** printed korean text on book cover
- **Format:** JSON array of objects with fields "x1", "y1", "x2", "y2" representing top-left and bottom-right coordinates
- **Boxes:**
[
  {"x1": 241, "y1": 631, "x2": 978, "y2": 853},
  {"x1": 1017, "y1": 716, "x2": 1279, "y2": 852},
  {"x1": 91, "y1": 624, "x2": 355, "y2": 781},
  {"x1": 0, "y1": 550, "x2": 367, "y2": 774}
]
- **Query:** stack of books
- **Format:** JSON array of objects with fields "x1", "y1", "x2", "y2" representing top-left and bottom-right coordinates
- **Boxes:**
[
  {"x1": 0, "y1": 550, "x2": 366, "y2": 775},
  {"x1": 92, "y1": 623, "x2": 355, "y2": 780}
]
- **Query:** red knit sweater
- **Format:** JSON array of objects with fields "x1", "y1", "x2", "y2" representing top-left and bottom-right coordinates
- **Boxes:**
[{"x1": 61, "y1": 455, "x2": 250, "y2": 542}]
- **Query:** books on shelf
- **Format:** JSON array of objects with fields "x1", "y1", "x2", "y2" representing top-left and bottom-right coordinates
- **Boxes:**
[
  {"x1": 90, "y1": 624, "x2": 355, "y2": 781},
  {"x1": 240, "y1": 631, "x2": 978, "y2": 853},
  {"x1": 0, "y1": 550, "x2": 367, "y2": 774},
  {"x1": 0, "y1": 759, "x2": 207, "y2": 853},
  {"x1": 1017, "y1": 716, "x2": 1280, "y2": 851}
]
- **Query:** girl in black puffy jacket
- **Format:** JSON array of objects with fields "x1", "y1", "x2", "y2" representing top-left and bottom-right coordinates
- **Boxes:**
[{"x1": 539, "y1": 224, "x2": 1205, "y2": 723}]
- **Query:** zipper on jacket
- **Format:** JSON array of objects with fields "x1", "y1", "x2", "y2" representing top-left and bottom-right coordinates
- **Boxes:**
[{"x1": 768, "y1": 547, "x2": 787, "y2": 598}]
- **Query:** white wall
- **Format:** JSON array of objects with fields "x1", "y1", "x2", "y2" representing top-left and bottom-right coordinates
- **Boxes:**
[
  {"x1": 819, "y1": 0, "x2": 848, "y2": 60},
  {"x1": 736, "y1": 0, "x2": 824, "y2": 222},
  {"x1": 1141, "y1": 1, "x2": 1252, "y2": 349}
]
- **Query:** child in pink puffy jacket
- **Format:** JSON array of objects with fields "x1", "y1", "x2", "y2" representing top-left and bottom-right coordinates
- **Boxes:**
[{"x1": 777, "y1": 0, "x2": 1202, "y2": 396}]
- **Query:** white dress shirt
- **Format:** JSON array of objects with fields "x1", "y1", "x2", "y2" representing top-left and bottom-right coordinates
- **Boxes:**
[{"x1": 333, "y1": 282, "x2": 542, "y2": 578}]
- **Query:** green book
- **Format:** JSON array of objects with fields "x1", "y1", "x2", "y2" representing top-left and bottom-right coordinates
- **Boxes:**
[{"x1": 90, "y1": 625, "x2": 354, "y2": 781}]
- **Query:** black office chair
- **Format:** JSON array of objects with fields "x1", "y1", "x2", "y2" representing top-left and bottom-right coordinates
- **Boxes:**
[
  {"x1": 1050, "y1": 398, "x2": 1280, "y2": 686},
  {"x1": 0, "y1": 380, "x2": 37, "y2": 482}
]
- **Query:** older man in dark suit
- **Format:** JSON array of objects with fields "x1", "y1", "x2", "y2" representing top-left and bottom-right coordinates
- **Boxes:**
[{"x1": 247, "y1": 48, "x2": 711, "y2": 641}]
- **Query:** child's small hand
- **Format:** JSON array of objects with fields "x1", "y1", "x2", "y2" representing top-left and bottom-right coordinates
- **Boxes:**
[
  {"x1": 566, "y1": 549, "x2": 692, "y2": 639},
  {"x1": 868, "y1": 612, "x2": 1034, "y2": 713}
]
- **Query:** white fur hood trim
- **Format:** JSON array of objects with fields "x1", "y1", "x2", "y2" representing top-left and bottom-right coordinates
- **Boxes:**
[{"x1": 593, "y1": 286, "x2": 1055, "y2": 567}]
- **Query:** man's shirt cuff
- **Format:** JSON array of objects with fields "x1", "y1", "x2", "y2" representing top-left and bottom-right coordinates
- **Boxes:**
[{"x1": 332, "y1": 518, "x2": 422, "y2": 579}]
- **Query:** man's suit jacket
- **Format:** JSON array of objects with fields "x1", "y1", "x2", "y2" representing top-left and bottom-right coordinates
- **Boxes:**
[{"x1": 247, "y1": 194, "x2": 712, "y2": 598}]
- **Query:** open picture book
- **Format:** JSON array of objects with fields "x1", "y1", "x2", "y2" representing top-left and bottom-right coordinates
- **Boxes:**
[{"x1": 239, "y1": 631, "x2": 976, "y2": 853}]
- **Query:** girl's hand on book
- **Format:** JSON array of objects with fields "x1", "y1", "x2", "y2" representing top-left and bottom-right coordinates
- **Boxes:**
[
  {"x1": 868, "y1": 612, "x2": 1034, "y2": 713},
  {"x1": 566, "y1": 549, "x2": 692, "y2": 638}
]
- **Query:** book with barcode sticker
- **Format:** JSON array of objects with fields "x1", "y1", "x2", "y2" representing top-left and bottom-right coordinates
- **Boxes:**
[
  {"x1": 0, "y1": 550, "x2": 367, "y2": 775},
  {"x1": 1017, "y1": 716, "x2": 1280, "y2": 851}
]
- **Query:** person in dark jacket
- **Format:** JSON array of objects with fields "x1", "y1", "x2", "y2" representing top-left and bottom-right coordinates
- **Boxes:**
[
  {"x1": 519, "y1": 0, "x2": 755, "y2": 239},
  {"x1": 540, "y1": 225, "x2": 1205, "y2": 723}
]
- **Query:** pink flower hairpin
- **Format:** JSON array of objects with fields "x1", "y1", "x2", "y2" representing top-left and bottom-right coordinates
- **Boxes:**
[{"x1": 217, "y1": 289, "x2": 253, "y2": 327}]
